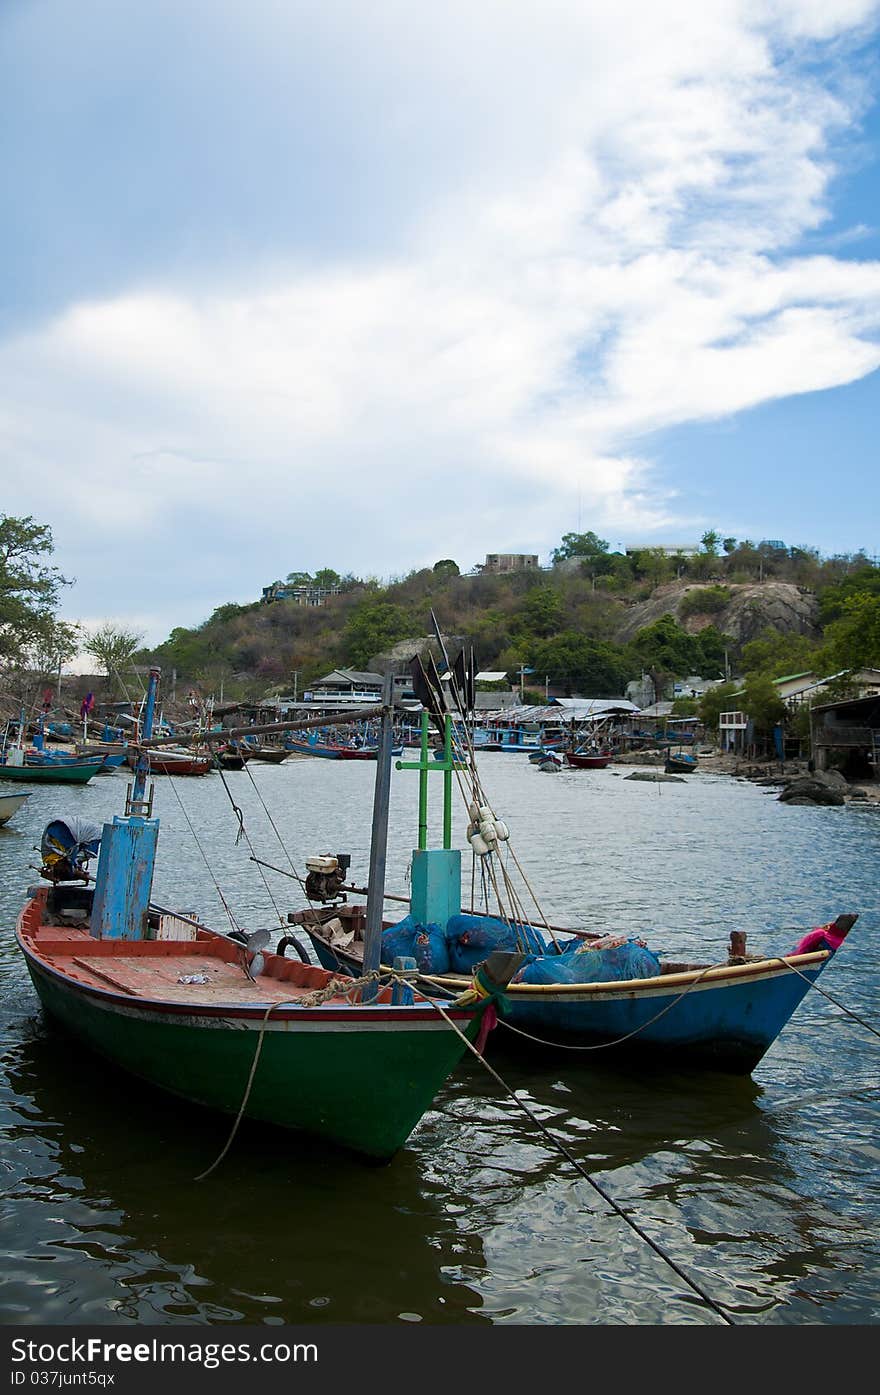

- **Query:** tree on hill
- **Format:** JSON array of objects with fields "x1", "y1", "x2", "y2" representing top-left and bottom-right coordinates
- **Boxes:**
[
  {"x1": 84, "y1": 623, "x2": 144, "y2": 693},
  {"x1": 818, "y1": 565, "x2": 880, "y2": 625},
  {"x1": 740, "y1": 629, "x2": 819, "y2": 678},
  {"x1": 821, "y1": 594, "x2": 880, "y2": 672},
  {"x1": 0, "y1": 513, "x2": 72, "y2": 665},
  {"x1": 314, "y1": 568, "x2": 342, "y2": 588},
  {"x1": 342, "y1": 599, "x2": 416, "y2": 668},
  {"x1": 525, "y1": 632, "x2": 634, "y2": 696},
  {"x1": 432, "y1": 559, "x2": 460, "y2": 578},
  {"x1": 551, "y1": 530, "x2": 609, "y2": 563}
]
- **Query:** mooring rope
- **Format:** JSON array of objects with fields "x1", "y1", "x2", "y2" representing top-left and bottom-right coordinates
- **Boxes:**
[
  {"x1": 770, "y1": 957, "x2": 880, "y2": 1042},
  {"x1": 426, "y1": 994, "x2": 736, "y2": 1326}
]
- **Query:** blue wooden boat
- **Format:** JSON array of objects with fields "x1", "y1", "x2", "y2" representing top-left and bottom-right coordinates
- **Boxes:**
[
  {"x1": 302, "y1": 908, "x2": 853, "y2": 1073},
  {"x1": 297, "y1": 716, "x2": 856, "y2": 1075},
  {"x1": 665, "y1": 751, "x2": 698, "y2": 774}
]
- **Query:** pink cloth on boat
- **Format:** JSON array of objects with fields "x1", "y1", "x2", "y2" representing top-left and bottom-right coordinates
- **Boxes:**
[
  {"x1": 792, "y1": 923, "x2": 849, "y2": 955},
  {"x1": 474, "y1": 1003, "x2": 498, "y2": 1055}
]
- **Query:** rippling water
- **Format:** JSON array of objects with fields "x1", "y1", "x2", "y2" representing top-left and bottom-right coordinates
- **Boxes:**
[{"x1": 1, "y1": 756, "x2": 878, "y2": 1326}]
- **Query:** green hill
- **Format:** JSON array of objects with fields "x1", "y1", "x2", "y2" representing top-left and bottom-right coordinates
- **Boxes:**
[{"x1": 139, "y1": 536, "x2": 880, "y2": 704}]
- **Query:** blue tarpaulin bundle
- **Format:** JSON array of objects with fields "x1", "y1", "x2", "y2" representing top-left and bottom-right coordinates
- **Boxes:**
[{"x1": 517, "y1": 939, "x2": 661, "y2": 985}]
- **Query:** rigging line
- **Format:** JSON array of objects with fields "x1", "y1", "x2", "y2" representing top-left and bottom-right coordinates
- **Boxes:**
[
  {"x1": 164, "y1": 772, "x2": 241, "y2": 934},
  {"x1": 427, "y1": 994, "x2": 735, "y2": 1326},
  {"x1": 443, "y1": 723, "x2": 555, "y2": 946},
  {"x1": 241, "y1": 754, "x2": 301, "y2": 878},
  {"x1": 238, "y1": 750, "x2": 352, "y2": 935},
  {"x1": 213, "y1": 760, "x2": 287, "y2": 927},
  {"x1": 772, "y1": 957, "x2": 880, "y2": 1042}
]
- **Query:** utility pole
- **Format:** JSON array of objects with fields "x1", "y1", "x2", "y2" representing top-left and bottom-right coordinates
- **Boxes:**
[{"x1": 292, "y1": 671, "x2": 299, "y2": 704}]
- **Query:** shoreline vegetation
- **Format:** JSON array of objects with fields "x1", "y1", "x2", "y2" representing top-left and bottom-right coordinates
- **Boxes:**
[{"x1": 1, "y1": 514, "x2": 878, "y2": 778}]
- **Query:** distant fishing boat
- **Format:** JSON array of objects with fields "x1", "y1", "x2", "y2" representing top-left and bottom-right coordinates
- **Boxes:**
[
  {"x1": 125, "y1": 749, "x2": 214, "y2": 777},
  {"x1": 665, "y1": 751, "x2": 699, "y2": 774},
  {"x1": 0, "y1": 751, "x2": 103, "y2": 784},
  {"x1": 15, "y1": 667, "x2": 520, "y2": 1161},
  {"x1": 285, "y1": 735, "x2": 401, "y2": 760},
  {"x1": 242, "y1": 745, "x2": 289, "y2": 764},
  {"x1": 564, "y1": 749, "x2": 613, "y2": 769}
]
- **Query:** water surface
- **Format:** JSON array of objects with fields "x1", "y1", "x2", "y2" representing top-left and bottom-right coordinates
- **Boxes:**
[{"x1": 1, "y1": 756, "x2": 877, "y2": 1325}]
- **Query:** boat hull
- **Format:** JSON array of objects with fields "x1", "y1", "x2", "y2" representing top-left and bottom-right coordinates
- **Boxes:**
[
  {"x1": 0, "y1": 792, "x2": 31, "y2": 824},
  {"x1": 493, "y1": 958, "x2": 828, "y2": 1071},
  {"x1": 0, "y1": 760, "x2": 100, "y2": 784},
  {"x1": 564, "y1": 752, "x2": 613, "y2": 769},
  {"x1": 306, "y1": 931, "x2": 832, "y2": 1075},
  {"x1": 18, "y1": 933, "x2": 487, "y2": 1161}
]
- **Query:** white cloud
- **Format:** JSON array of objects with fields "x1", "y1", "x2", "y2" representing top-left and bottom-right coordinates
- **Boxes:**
[{"x1": 1, "y1": 1, "x2": 879, "y2": 641}]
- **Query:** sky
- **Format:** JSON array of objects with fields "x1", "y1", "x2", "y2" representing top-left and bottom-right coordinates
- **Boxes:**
[{"x1": 2, "y1": 0, "x2": 880, "y2": 654}]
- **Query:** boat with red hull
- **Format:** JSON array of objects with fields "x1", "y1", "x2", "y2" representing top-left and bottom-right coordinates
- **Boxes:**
[{"x1": 564, "y1": 750, "x2": 613, "y2": 769}]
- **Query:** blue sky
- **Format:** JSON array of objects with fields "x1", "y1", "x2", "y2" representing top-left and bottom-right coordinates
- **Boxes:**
[{"x1": 1, "y1": 1, "x2": 879, "y2": 651}]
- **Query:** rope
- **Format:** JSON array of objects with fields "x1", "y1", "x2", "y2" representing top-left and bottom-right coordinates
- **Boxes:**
[
  {"x1": 771, "y1": 957, "x2": 880, "y2": 1042},
  {"x1": 194, "y1": 996, "x2": 301, "y2": 1181},
  {"x1": 165, "y1": 770, "x2": 242, "y2": 935},
  {"x1": 194, "y1": 968, "x2": 416, "y2": 1180},
  {"x1": 214, "y1": 760, "x2": 287, "y2": 927},
  {"x1": 426, "y1": 995, "x2": 736, "y2": 1326},
  {"x1": 496, "y1": 963, "x2": 722, "y2": 1050}
]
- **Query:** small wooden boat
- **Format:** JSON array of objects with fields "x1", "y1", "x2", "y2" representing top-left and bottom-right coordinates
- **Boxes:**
[
  {"x1": 243, "y1": 745, "x2": 289, "y2": 764},
  {"x1": 125, "y1": 749, "x2": 214, "y2": 776},
  {"x1": 284, "y1": 737, "x2": 401, "y2": 760},
  {"x1": 536, "y1": 753, "x2": 563, "y2": 772},
  {"x1": 0, "y1": 791, "x2": 31, "y2": 825},
  {"x1": 214, "y1": 746, "x2": 248, "y2": 771},
  {"x1": 15, "y1": 668, "x2": 519, "y2": 1161},
  {"x1": 564, "y1": 749, "x2": 613, "y2": 769},
  {"x1": 0, "y1": 754, "x2": 102, "y2": 784},
  {"x1": 665, "y1": 751, "x2": 698, "y2": 774}
]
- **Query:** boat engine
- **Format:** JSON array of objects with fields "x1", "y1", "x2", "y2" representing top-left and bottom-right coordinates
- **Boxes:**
[
  {"x1": 39, "y1": 817, "x2": 103, "y2": 883},
  {"x1": 304, "y1": 853, "x2": 351, "y2": 903}
]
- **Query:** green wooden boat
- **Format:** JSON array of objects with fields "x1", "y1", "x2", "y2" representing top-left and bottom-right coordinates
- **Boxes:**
[
  {"x1": 15, "y1": 667, "x2": 517, "y2": 1161},
  {"x1": 0, "y1": 756, "x2": 102, "y2": 784}
]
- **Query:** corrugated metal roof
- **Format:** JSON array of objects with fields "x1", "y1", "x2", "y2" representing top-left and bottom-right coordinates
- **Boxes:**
[{"x1": 552, "y1": 697, "x2": 641, "y2": 715}]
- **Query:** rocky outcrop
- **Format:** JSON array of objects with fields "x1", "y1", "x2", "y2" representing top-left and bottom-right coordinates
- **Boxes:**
[
  {"x1": 614, "y1": 581, "x2": 819, "y2": 646},
  {"x1": 777, "y1": 769, "x2": 848, "y2": 806},
  {"x1": 625, "y1": 770, "x2": 686, "y2": 783}
]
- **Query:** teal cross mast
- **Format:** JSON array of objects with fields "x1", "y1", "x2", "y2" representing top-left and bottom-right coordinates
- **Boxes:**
[{"x1": 395, "y1": 711, "x2": 463, "y2": 927}]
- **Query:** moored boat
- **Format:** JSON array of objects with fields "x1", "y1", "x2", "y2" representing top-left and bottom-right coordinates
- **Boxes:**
[
  {"x1": 125, "y1": 748, "x2": 214, "y2": 776},
  {"x1": 564, "y1": 749, "x2": 613, "y2": 769},
  {"x1": 0, "y1": 791, "x2": 31, "y2": 825},
  {"x1": 0, "y1": 753, "x2": 103, "y2": 784},
  {"x1": 291, "y1": 652, "x2": 857, "y2": 1076},
  {"x1": 665, "y1": 751, "x2": 699, "y2": 774},
  {"x1": 15, "y1": 668, "x2": 519, "y2": 1161}
]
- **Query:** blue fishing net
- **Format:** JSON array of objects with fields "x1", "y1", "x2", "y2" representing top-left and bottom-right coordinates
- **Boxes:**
[
  {"x1": 445, "y1": 913, "x2": 552, "y2": 975},
  {"x1": 517, "y1": 939, "x2": 662, "y2": 985},
  {"x1": 381, "y1": 916, "x2": 452, "y2": 975}
]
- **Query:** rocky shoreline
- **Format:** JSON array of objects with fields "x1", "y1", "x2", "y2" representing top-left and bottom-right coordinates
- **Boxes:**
[{"x1": 612, "y1": 747, "x2": 880, "y2": 806}]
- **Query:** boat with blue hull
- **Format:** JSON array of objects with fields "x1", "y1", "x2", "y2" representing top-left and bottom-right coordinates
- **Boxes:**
[{"x1": 291, "y1": 662, "x2": 857, "y2": 1075}]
